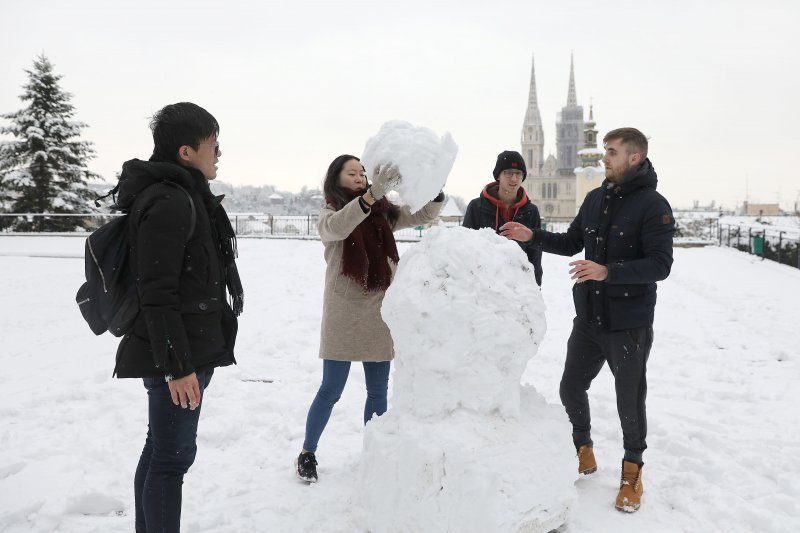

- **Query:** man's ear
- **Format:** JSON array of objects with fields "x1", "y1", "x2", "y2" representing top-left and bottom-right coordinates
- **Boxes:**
[
  {"x1": 177, "y1": 145, "x2": 192, "y2": 163},
  {"x1": 630, "y1": 152, "x2": 642, "y2": 165}
]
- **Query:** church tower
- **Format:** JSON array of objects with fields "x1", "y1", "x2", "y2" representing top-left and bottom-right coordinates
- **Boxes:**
[
  {"x1": 520, "y1": 56, "x2": 544, "y2": 177},
  {"x1": 575, "y1": 103, "x2": 605, "y2": 210},
  {"x1": 556, "y1": 53, "x2": 585, "y2": 176}
]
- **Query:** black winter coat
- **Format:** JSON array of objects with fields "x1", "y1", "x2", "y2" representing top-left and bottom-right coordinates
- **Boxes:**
[
  {"x1": 113, "y1": 159, "x2": 238, "y2": 378},
  {"x1": 463, "y1": 183, "x2": 543, "y2": 286},
  {"x1": 532, "y1": 159, "x2": 674, "y2": 330}
]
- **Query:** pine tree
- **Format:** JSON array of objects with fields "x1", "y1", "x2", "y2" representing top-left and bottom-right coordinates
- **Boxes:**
[{"x1": 0, "y1": 54, "x2": 100, "y2": 231}]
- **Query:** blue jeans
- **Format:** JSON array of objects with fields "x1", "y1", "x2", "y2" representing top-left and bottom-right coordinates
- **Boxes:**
[
  {"x1": 134, "y1": 369, "x2": 213, "y2": 533},
  {"x1": 303, "y1": 360, "x2": 390, "y2": 453}
]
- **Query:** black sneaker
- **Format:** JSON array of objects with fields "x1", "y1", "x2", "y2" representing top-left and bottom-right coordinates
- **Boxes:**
[{"x1": 295, "y1": 452, "x2": 318, "y2": 483}]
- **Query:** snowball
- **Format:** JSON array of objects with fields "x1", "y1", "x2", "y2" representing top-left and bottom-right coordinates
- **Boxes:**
[
  {"x1": 361, "y1": 120, "x2": 458, "y2": 213},
  {"x1": 356, "y1": 227, "x2": 576, "y2": 532}
]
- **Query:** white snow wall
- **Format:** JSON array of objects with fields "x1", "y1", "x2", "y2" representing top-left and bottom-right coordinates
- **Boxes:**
[{"x1": 356, "y1": 227, "x2": 577, "y2": 532}]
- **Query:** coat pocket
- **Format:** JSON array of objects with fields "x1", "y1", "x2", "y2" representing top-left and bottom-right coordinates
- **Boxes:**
[
  {"x1": 607, "y1": 224, "x2": 639, "y2": 259},
  {"x1": 331, "y1": 257, "x2": 350, "y2": 295},
  {"x1": 182, "y1": 241, "x2": 211, "y2": 287},
  {"x1": 605, "y1": 284, "x2": 656, "y2": 329}
]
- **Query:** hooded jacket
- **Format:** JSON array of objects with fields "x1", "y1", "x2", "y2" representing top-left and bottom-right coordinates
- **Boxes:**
[
  {"x1": 463, "y1": 182, "x2": 543, "y2": 286},
  {"x1": 531, "y1": 159, "x2": 674, "y2": 330},
  {"x1": 113, "y1": 159, "x2": 238, "y2": 378}
]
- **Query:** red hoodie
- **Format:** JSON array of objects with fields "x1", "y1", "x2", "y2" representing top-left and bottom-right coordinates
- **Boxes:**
[{"x1": 481, "y1": 181, "x2": 529, "y2": 229}]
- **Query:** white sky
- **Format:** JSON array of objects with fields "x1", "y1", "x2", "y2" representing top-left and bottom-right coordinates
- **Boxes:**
[{"x1": 2, "y1": 0, "x2": 799, "y2": 210}]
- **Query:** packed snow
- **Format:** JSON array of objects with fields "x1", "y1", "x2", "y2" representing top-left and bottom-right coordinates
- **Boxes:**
[
  {"x1": 358, "y1": 227, "x2": 574, "y2": 532},
  {"x1": 360, "y1": 120, "x2": 457, "y2": 213},
  {"x1": 0, "y1": 234, "x2": 799, "y2": 532}
]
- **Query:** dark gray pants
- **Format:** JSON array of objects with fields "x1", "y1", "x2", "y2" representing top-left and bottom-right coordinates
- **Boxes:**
[{"x1": 559, "y1": 318, "x2": 653, "y2": 464}]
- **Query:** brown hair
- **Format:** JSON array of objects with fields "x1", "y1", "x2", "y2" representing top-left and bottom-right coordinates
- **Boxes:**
[{"x1": 603, "y1": 127, "x2": 648, "y2": 160}]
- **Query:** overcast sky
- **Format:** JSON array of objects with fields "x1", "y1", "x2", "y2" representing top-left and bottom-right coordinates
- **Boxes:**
[{"x1": 2, "y1": 0, "x2": 799, "y2": 211}]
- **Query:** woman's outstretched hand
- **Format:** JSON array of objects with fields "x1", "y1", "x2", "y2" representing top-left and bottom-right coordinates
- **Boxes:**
[{"x1": 369, "y1": 164, "x2": 402, "y2": 200}]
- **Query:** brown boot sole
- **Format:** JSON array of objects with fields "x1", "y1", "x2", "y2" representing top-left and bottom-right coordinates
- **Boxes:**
[
  {"x1": 579, "y1": 466, "x2": 597, "y2": 475},
  {"x1": 615, "y1": 502, "x2": 640, "y2": 513}
]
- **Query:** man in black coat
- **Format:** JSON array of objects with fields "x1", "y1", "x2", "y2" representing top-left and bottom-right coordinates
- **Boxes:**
[
  {"x1": 463, "y1": 150, "x2": 543, "y2": 286},
  {"x1": 503, "y1": 128, "x2": 674, "y2": 513},
  {"x1": 113, "y1": 102, "x2": 243, "y2": 532}
]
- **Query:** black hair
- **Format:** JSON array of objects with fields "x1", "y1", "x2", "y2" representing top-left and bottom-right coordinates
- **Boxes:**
[
  {"x1": 323, "y1": 154, "x2": 399, "y2": 224},
  {"x1": 149, "y1": 102, "x2": 219, "y2": 163}
]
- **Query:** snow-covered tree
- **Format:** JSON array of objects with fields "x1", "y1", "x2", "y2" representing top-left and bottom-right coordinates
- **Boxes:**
[{"x1": 0, "y1": 54, "x2": 100, "y2": 231}]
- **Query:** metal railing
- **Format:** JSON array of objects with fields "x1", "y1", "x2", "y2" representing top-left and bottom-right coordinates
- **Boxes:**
[
  {"x1": 0, "y1": 212, "x2": 465, "y2": 241},
  {"x1": 0, "y1": 212, "x2": 121, "y2": 233},
  {"x1": 718, "y1": 224, "x2": 800, "y2": 269},
  {"x1": 0, "y1": 213, "x2": 576, "y2": 237}
]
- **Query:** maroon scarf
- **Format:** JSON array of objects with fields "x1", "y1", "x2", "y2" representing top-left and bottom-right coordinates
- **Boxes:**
[{"x1": 336, "y1": 192, "x2": 399, "y2": 291}]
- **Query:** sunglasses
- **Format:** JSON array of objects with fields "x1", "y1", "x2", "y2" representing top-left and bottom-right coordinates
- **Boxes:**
[{"x1": 198, "y1": 142, "x2": 221, "y2": 156}]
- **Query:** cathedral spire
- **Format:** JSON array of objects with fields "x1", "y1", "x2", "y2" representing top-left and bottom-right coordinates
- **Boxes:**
[
  {"x1": 521, "y1": 54, "x2": 544, "y2": 179},
  {"x1": 526, "y1": 55, "x2": 542, "y2": 124},
  {"x1": 557, "y1": 52, "x2": 584, "y2": 175},
  {"x1": 567, "y1": 52, "x2": 577, "y2": 107}
]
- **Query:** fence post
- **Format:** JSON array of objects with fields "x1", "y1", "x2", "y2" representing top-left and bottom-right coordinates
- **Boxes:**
[
  {"x1": 235, "y1": 216, "x2": 239, "y2": 235},
  {"x1": 748, "y1": 227, "x2": 752, "y2": 254},
  {"x1": 778, "y1": 232, "x2": 783, "y2": 264},
  {"x1": 307, "y1": 214, "x2": 311, "y2": 235}
]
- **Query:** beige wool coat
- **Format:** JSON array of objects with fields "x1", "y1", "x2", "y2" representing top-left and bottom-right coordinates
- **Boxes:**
[{"x1": 318, "y1": 197, "x2": 444, "y2": 361}]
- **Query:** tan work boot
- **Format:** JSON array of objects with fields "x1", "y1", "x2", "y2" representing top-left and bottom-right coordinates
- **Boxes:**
[
  {"x1": 615, "y1": 460, "x2": 644, "y2": 512},
  {"x1": 577, "y1": 444, "x2": 597, "y2": 475}
]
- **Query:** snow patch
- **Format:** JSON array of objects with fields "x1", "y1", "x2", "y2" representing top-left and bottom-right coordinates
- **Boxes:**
[{"x1": 65, "y1": 493, "x2": 125, "y2": 516}]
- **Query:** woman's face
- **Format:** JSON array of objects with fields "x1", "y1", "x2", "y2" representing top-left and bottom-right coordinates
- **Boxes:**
[{"x1": 337, "y1": 158, "x2": 367, "y2": 192}]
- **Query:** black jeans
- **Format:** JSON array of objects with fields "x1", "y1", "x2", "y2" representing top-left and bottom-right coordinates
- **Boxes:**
[
  {"x1": 134, "y1": 369, "x2": 213, "y2": 533},
  {"x1": 559, "y1": 318, "x2": 652, "y2": 463}
]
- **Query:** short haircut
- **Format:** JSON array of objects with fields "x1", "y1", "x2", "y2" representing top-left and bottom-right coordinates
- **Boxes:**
[
  {"x1": 149, "y1": 102, "x2": 219, "y2": 163},
  {"x1": 603, "y1": 127, "x2": 648, "y2": 160}
]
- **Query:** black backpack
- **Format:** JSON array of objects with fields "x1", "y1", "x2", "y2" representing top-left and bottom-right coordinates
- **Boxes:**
[{"x1": 76, "y1": 182, "x2": 196, "y2": 336}]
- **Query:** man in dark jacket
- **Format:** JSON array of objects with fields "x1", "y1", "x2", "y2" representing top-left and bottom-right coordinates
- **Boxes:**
[
  {"x1": 113, "y1": 102, "x2": 243, "y2": 532},
  {"x1": 463, "y1": 150, "x2": 543, "y2": 286},
  {"x1": 505, "y1": 128, "x2": 673, "y2": 513}
]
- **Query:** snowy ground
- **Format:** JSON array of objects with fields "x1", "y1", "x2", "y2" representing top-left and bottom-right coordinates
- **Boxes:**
[{"x1": 0, "y1": 235, "x2": 798, "y2": 532}]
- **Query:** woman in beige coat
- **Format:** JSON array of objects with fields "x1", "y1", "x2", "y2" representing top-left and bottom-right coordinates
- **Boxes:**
[{"x1": 294, "y1": 154, "x2": 445, "y2": 482}]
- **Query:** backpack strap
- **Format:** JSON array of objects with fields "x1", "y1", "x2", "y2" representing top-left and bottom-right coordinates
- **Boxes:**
[
  {"x1": 95, "y1": 183, "x2": 120, "y2": 207},
  {"x1": 162, "y1": 181, "x2": 196, "y2": 241}
]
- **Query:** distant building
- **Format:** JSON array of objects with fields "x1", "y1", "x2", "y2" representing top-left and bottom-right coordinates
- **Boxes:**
[
  {"x1": 741, "y1": 202, "x2": 780, "y2": 216},
  {"x1": 268, "y1": 193, "x2": 284, "y2": 206},
  {"x1": 575, "y1": 105, "x2": 605, "y2": 207},
  {"x1": 438, "y1": 197, "x2": 464, "y2": 223}
]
